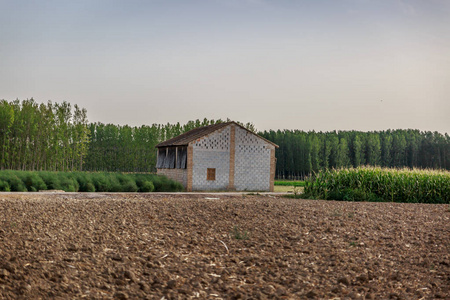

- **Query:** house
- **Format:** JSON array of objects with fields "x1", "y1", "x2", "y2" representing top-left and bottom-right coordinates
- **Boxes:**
[{"x1": 155, "y1": 121, "x2": 278, "y2": 191}]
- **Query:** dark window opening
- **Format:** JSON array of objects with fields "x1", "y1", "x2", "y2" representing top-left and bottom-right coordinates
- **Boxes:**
[
  {"x1": 156, "y1": 148, "x2": 166, "y2": 168},
  {"x1": 157, "y1": 147, "x2": 187, "y2": 169},
  {"x1": 176, "y1": 147, "x2": 187, "y2": 169},
  {"x1": 207, "y1": 168, "x2": 216, "y2": 181},
  {"x1": 167, "y1": 148, "x2": 176, "y2": 168}
]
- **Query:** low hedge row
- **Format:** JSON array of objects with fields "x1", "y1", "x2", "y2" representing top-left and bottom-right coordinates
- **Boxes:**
[{"x1": 0, "y1": 170, "x2": 184, "y2": 193}]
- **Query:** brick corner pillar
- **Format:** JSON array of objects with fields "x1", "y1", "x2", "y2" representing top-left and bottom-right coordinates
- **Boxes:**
[
  {"x1": 269, "y1": 148, "x2": 276, "y2": 192},
  {"x1": 228, "y1": 125, "x2": 236, "y2": 191},
  {"x1": 187, "y1": 144, "x2": 194, "y2": 192}
]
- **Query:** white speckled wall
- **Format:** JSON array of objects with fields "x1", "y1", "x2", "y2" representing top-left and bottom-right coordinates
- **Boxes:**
[
  {"x1": 234, "y1": 126, "x2": 273, "y2": 191},
  {"x1": 191, "y1": 126, "x2": 231, "y2": 191}
]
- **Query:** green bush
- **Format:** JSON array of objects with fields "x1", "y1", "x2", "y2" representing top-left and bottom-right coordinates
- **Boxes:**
[
  {"x1": 23, "y1": 172, "x2": 47, "y2": 191},
  {"x1": 1, "y1": 173, "x2": 27, "y2": 192},
  {"x1": 0, "y1": 170, "x2": 183, "y2": 193},
  {"x1": 153, "y1": 175, "x2": 181, "y2": 192},
  {"x1": 108, "y1": 174, "x2": 122, "y2": 192},
  {"x1": 39, "y1": 172, "x2": 62, "y2": 190},
  {"x1": 139, "y1": 181, "x2": 155, "y2": 192},
  {"x1": 170, "y1": 180, "x2": 184, "y2": 192},
  {"x1": 116, "y1": 174, "x2": 138, "y2": 192},
  {"x1": 73, "y1": 172, "x2": 95, "y2": 192},
  {"x1": 85, "y1": 182, "x2": 96, "y2": 192},
  {"x1": 59, "y1": 175, "x2": 79, "y2": 192},
  {"x1": 151, "y1": 175, "x2": 164, "y2": 192},
  {"x1": 134, "y1": 174, "x2": 151, "y2": 188},
  {"x1": 121, "y1": 179, "x2": 139, "y2": 192},
  {"x1": 91, "y1": 173, "x2": 111, "y2": 192},
  {"x1": 0, "y1": 180, "x2": 10, "y2": 191}
]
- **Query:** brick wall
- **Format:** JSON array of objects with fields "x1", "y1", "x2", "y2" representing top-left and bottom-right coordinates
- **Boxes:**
[
  {"x1": 191, "y1": 126, "x2": 231, "y2": 191},
  {"x1": 156, "y1": 168, "x2": 187, "y2": 188},
  {"x1": 234, "y1": 126, "x2": 275, "y2": 191}
]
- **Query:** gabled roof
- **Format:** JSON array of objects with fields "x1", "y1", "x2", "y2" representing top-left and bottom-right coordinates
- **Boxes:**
[
  {"x1": 155, "y1": 121, "x2": 278, "y2": 148},
  {"x1": 156, "y1": 122, "x2": 230, "y2": 147}
]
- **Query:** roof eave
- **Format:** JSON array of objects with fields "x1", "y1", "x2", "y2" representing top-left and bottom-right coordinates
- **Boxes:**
[{"x1": 155, "y1": 121, "x2": 279, "y2": 148}]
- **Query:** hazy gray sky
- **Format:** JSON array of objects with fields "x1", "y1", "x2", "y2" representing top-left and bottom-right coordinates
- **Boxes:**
[{"x1": 1, "y1": 0, "x2": 449, "y2": 133}]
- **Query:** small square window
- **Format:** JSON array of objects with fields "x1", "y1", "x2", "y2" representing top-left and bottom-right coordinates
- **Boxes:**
[{"x1": 207, "y1": 168, "x2": 216, "y2": 181}]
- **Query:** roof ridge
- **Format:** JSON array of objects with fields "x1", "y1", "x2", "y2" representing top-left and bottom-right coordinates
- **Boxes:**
[
  {"x1": 155, "y1": 122, "x2": 230, "y2": 147},
  {"x1": 155, "y1": 121, "x2": 278, "y2": 148}
]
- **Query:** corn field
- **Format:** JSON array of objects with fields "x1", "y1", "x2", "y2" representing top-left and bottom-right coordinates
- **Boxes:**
[{"x1": 303, "y1": 167, "x2": 450, "y2": 203}]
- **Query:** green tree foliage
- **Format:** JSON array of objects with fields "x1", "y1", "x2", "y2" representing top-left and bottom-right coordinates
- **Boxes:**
[
  {"x1": 0, "y1": 100, "x2": 14, "y2": 168},
  {"x1": 381, "y1": 133, "x2": 392, "y2": 167},
  {"x1": 336, "y1": 138, "x2": 351, "y2": 168},
  {"x1": 260, "y1": 129, "x2": 450, "y2": 179},
  {"x1": 366, "y1": 133, "x2": 381, "y2": 166},
  {"x1": 352, "y1": 134, "x2": 365, "y2": 167},
  {"x1": 0, "y1": 99, "x2": 89, "y2": 171}
]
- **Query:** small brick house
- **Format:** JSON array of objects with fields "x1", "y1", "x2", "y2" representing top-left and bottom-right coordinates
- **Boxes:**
[{"x1": 155, "y1": 121, "x2": 278, "y2": 192}]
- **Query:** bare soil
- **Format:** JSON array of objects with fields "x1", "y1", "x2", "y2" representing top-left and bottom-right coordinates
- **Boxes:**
[{"x1": 0, "y1": 193, "x2": 448, "y2": 299}]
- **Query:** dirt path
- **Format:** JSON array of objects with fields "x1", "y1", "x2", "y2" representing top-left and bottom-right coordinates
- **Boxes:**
[{"x1": 0, "y1": 193, "x2": 448, "y2": 299}]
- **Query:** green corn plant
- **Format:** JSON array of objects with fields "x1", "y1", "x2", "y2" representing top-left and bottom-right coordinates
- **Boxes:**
[{"x1": 303, "y1": 166, "x2": 449, "y2": 203}]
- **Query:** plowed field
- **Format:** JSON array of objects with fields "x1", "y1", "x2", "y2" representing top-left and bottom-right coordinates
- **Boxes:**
[{"x1": 0, "y1": 193, "x2": 449, "y2": 299}]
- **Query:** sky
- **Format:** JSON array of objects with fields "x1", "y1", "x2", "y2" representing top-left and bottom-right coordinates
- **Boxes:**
[{"x1": 1, "y1": 0, "x2": 449, "y2": 133}]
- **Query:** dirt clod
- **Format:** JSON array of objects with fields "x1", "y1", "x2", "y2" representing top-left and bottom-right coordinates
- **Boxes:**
[
  {"x1": 113, "y1": 291, "x2": 129, "y2": 300},
  {"x1": 0, "y1": 269, "x2": 10, "y2": 278},
  {"x1": 167, "y1": 279, "x2": 177, "y2": 289},
  {"x1": 305, "y1": 290, "x2": 317, "y2": 298},
  {"x1": 338, "y1": 276, "x2": 351, "y2": 286},
  {"x1": 123, "y1": 269, "x2": 136, "y2": 282}
]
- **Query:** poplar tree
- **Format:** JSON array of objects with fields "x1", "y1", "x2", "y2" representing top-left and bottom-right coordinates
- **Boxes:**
[
  {"x1": 381, "y1": 133, "x2": 393, "y2": 167},
  {"x1": 353, "y1": 134, "x2": 365, "y2": 167},
  {"x1": 336, "y1": 138, "x2": 351, "y2": 168},
  {"x1": 0, "y1": 101, "x2": 14, "y2": 169},
  {"x1": 366, "y1": 134, "x2": 381, "y2": 166}
]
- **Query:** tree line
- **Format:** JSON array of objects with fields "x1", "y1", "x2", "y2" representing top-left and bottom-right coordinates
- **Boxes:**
[
  {"x1": 260, "y1": 129, "x2": 450, "y2": 179},
  {"x1": 1, "y1": 99, "x2": 449, "y2": 176},
  {"x1": 0, "y1": 99, "x2": 89, "y2": 171}
]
